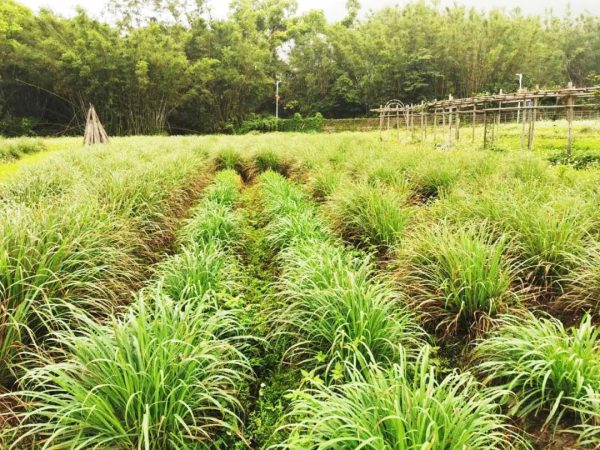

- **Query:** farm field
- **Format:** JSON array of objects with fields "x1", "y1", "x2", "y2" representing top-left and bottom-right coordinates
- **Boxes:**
[{"x1": 0, "y1": 123, "x2": 599, "y2": 449}]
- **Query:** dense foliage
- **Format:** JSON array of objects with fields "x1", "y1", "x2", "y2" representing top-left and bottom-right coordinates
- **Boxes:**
[{"x1": 2, "y1": 0, "x2": 600, "y2": 135}]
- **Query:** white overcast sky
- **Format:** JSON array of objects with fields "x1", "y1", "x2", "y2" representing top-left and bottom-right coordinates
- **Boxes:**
[{"x1": 17, "y1": 0, "x2": 600, "y2": 21}]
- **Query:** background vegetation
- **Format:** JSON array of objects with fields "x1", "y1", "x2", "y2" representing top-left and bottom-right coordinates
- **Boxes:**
[{"x1": 2, "y1": 0, "x2": 600, "y2": 135}]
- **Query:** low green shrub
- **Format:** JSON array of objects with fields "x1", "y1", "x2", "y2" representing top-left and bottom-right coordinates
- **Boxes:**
[
  {"x1": 0, "y1": 138, "x2": 46, "y2": 162},
  {"x1": 232, "y1": 113, "x2": 324, "y2": 134},
  {"x1": 548, "y1": 152, "x2": 600, "y2": 169}
]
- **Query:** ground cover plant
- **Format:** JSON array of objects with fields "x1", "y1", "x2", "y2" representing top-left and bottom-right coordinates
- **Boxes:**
[
  {"x1": 475, "y1": 314, "x2": 600, "y2": 433},
  {"x1": 0, "y1": 124, "x2": 599, "y2": 448}
]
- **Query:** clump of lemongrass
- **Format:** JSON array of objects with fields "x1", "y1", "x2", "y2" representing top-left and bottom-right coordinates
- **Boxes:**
[
  {"x1": 399, "y1": 222, "x2": 521, "y2": 337},
  {"x1": 3, "y1": 293, "x2": 253, "y2": 449},
  {"x1": 474, "y1": 313, "x2": 600, "y2": 434},
  {"x1": 279, "y1": 346, "x2": 525, "y2": 450}
]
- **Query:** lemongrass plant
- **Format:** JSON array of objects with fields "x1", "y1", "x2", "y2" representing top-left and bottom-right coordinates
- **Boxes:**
[
  {"x1": 326, "y1": 180, "x2": 411, "y2": 251},
  {"x1": 560, "y1": 244, "x2": 600, "y2": 314},
  {"x1": 278, "y1": 346, "x2": 525, "y2": 450},
  {"x1": 274, "y1": 239, "x2": 425, "y2": 376},
  {"x1": 3, "y1": 292, "x2": 252, "y2": 449},
  {"x1": 474, "y1": 313, "x2": 600, "y2": 435},
  {"x1": 399, "y1": 222, "x2": 521, "y2": 337},
  {"x1": 0, "y1": 199, "x2": 142, "y2": 383}
]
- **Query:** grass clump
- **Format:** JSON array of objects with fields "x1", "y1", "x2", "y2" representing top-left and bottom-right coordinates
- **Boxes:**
[
  {"x1": 214, "y1": 147, "x2": 247, "y2": 177},
  {"x1": 0, "y1": 200, "x2": 142, "y2": 383},
  {"x1": 4, "y1": 293, "x2": 252, "y2": 449},
  {"x1": 275, "y1": 240, "x2": 424, "y2": 377},
  {"x1": 159, "y1": 242, "x2": 243, "y2": 303},
  {"x1": 204, "y1": 169, "x2": 243, "y2": 206},
  {"x1": 474, "y1": 313, "x2": 600, "y2": 436},
  {"x1": 560, "y1": 244, "x2": 600, "y2": 314},
  {"x1": 399, "y1": 223, "x2": 519, "y2": 337},
  {"x1": 251, "y1": 150, "x2": 293, "y2": 177},
  {"x1": 436, "y1": 186, "x2": 591, "y2": 294},
  {"x1": 310, "y1": 168, "x2": 342, "y2": 200},
  {"x1": 0, "y1": 138, "x2": 46, "y2": 162},
  {"x1": 327, "y1": 181, "x2": 411, "y2": 251},
  {"x1": 279, "y1": 347, "x2": 523, "y2": 450}
]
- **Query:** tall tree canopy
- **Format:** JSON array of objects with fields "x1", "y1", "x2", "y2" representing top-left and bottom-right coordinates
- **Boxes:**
[{"x1": 1, "y1": 0, "x2": 599, "y2": 135}]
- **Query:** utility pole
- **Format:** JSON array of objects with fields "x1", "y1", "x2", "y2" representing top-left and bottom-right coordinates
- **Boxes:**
[
  {"x1": 516, "y1": 73, "x2": 523, "y2": 123},
  {"x1": 275, "y1": 80, "x2": 281, "y2": 119}
]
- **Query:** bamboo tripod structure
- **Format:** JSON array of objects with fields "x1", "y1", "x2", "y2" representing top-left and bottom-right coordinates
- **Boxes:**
[{"x1": 83, "y1": 104, "x2": 109, "y2": 145}]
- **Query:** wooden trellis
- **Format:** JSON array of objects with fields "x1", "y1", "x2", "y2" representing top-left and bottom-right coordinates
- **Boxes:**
[{"x1": 372, "y1": 84, "x2": 600, "y2": 155}]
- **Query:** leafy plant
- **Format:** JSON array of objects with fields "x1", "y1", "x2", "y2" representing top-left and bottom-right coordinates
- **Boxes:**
[
  {"x1": 326, "y1": 181, "x2": 411, "y2": 251},
  {"x1": 275, "y1": 239, "x2": 424, "y2": 376},
  {"x1": 214, "y1": 148, "x2": 247, "y2": 178}
]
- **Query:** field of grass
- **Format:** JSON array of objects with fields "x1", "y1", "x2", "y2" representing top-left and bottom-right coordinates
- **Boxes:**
[{"x1": 0, "y1": 122, "x2": 599, "y2": 449}]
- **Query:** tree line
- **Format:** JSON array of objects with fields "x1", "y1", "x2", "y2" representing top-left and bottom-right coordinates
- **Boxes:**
[{"x1": 1, "y1": 0, "x2": 599, "y2": 136}]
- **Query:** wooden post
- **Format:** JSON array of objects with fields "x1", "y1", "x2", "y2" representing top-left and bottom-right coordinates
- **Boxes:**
[
  {"x1": 411, "y1": 106, "x2": 416, "y2": 140},
  {"x1": 448, "y1": 107, "x2": 453, "y2": 146},
  {"x1": 455, "y1": 107, "x2": 460, "y2": 141},
  {"x1": 379, "y1": 105, "x2": 383, "y2": 140},
  {"x1": 483, "y1": 111, "x2": 488, "y2": 148},
  {"x1": 567, "y1": 95, "x2": 575, "y2": 156},
  {"x1": 433, "y1": 109, "x2": 437, "y2": 143},
  {"x1": 528, "y1": 98, "x2": 538, "y2": 150},
  {"x1": 396, "y1": 108, "x2": 400, "y2": 141},
  {"x1": 520, "y1": 101, "x2": 528, "y2": 150},
  {"x1": 472, "y1": 105, "x2": 476, "y2": 142},
  {"x1": 420, "y1": 106, "x2": 425, "y2": 142},
  {"x1": 387, "y1": 110, "x2": 390, "y2": 130}
]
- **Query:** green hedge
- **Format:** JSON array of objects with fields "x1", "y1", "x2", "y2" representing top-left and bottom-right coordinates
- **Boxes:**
[{"x1": 227, "y1": 113, "x2": 324, "y2": 134}]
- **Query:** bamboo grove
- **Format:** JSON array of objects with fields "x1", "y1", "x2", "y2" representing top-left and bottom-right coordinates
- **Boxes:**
[{"x1": 2, "y1": 0, "x2": 600, "y2": 136}]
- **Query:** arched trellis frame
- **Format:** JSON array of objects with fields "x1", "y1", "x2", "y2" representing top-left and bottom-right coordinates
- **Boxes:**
[{"x1": 378, "y1": 100, "x2": 410, "y2": 141}]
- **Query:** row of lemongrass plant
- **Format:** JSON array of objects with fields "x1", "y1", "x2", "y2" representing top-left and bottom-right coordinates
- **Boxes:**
[
  {"x1": 0, "y1": 141, "x2": 208, "y2": 385},
  {"x1": 256, "y1": 170, "x2": 525, "y2": 449},
  {"x1": 1, "y1": 170, "x2": 255, "y2": 449},
  {"x1": 311, "y1": 158, "x2": 599, "y2": 444}
]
